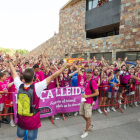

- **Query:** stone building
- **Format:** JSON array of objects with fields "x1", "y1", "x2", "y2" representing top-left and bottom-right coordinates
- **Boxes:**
[{"x1": 30, "y1": 0, "x2": 140, "y2": 62}]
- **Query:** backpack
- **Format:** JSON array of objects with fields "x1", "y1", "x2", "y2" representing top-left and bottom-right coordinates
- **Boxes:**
[
  {"x1": 89, "y1": 79, "x2": 98, "y2": 105},
  {"x1": 17, "y1": 84, "x2": 39, "y2": 117}
]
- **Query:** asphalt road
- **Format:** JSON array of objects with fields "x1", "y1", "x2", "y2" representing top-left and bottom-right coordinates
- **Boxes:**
[{"x1": 0, "y1": 105, "x2": 140, "y2": 140}]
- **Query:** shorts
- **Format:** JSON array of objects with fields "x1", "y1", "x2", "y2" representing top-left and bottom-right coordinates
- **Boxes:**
[
  {"x1": 100, "y1": 90, "x2": 108, "y2": 97},
  {"x1": 17, "y1": 126, "x2": 38, "y2": 140},
  {"x1": 108, "y1": 92, "x2": 117, "y2": 98},
  {"x1": 0, "y1": 103, "x2": 4, "y2": 111},
  {"x1": 79, "y1": 102, "x2": 92, "y2": 118}
]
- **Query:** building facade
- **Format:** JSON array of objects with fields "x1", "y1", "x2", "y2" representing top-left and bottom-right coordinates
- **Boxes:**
[{"x1": 30, "y1": 0, "x2": 140, "y2": 62}]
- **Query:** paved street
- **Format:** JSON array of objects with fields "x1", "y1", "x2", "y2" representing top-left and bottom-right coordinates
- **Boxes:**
[{"x1": 0, "y1": 106, "x2": 140, "y2": 140}]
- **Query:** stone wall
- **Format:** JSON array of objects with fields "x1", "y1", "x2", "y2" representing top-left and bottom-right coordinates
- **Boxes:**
[
  {"x1": 86, "y1": 0, "x2": 140, "y2": 61},
  {"x1": 30, "y1": 0, "x2": 140, "y2": 60},
  {"x1": 30, "y1": 0, "x2": 86, "y2": 58}
]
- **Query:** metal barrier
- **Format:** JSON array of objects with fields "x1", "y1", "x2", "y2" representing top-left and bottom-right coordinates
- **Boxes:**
[
  {"x1": 0, "y1": 84, "x2": 140, "y2": 124},
  {"x1": 98, "y1": 84, "x2": 140, "y2": 116},
  {"x1": 0, "y1": 92, "x2": 14, "y2": 117}
]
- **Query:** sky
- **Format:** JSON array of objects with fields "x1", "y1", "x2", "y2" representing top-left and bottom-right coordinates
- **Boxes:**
[{"x1": 0, "y1": 0, "x2": 68, "y2": 51}]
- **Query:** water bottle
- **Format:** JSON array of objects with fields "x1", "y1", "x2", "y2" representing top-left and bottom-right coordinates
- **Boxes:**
[{"x1": 81, "y1": 88, "x2": 86, "y2": 102}]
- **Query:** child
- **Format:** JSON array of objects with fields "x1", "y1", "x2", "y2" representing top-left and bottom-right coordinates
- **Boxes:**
[
  {"x1": 98, "y1": 69, "x2": 113, "y2": 113},
  {"x1": 124, "y1": 79, "x2": 136, "y2": 109},
  {"x1": 0, "y1": 72, "x2": 14, "y2": 126}
]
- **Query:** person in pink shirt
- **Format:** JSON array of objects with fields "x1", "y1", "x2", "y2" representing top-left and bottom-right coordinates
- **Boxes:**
[
  {"x1": 33, "y1": 64, "x2": 45, "y2": 82},
  {"x1": 92, "y1": 68, "x2": 100, "y2": 86},
  {"x1": 98, "y1": 69, "x2": 113, "y2": 114},
  {"x1": 79, "y1": 69, "x2": 99, "y2": 139},
  {"x1": 6, "y1": 53, "x2": 72, "y2": 140},
  {"x1": 0, "y1": 72, "x2": 14, "y2": 126},
  {"x1": 61, "y1": 68, "x2": 78, "y2": 117},
  {"x1": 75, "y1": 66, "x2": 86, "y2": 86}
]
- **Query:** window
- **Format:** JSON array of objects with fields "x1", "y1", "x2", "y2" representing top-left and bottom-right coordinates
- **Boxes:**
[
  {"x1": 107, "y1": 31, "x2": 114, "y2": 36},
  {"x1": 125, "y1": 52, "x2": 137, "y2": 61},
  {"x1": 90, "y1": 52, "x2": 112, "y2": 61},
  {"x1": 87, "y1": 0, "x2": 98, "y2": 10},
  {"x1": 116, "y1": 51, "x2": 140, "y2": 62}
]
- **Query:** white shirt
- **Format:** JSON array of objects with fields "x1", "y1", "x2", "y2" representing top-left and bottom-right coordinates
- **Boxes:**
[{"x1": 14, "y1": 77, "x2": 47, "y2": 98}]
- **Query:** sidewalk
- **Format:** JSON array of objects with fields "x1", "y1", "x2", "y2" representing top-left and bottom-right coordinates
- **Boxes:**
[{"x1": 0, "y1": 106, "x2": 140, "y2": 140}]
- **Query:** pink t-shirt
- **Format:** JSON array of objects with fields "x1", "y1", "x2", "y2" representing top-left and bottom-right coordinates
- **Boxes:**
[
  {"x1": 61, "y1": 75, "x2": 71, "y2": 87},
  {"x1": 84, "y1": 79, "x2": 98, "y2": 104},
  {"x1": 0, "y1": 81, "x2": 8, "y2": 104},
  {"x1": 136, "y1": 73, "x2": 140, "y2": 84},
  {"x1": 18, "y1": 64, "x2": 22, "y2": 72},
  {"x1": 78, "y1": 75, "x2": 86, "y2": 86},
  {"x1": 92, "y1": 75, "x2": 100, "y2": 85},
  {"x1": 100, "y1": 79, "x2": 108, "y2": 90},
  {"x1": 5, "y1": 76, "x2": 12, "y2": 85},
  {"x1": 35, "y1": 71, "x2": 45, "y2": 82}
]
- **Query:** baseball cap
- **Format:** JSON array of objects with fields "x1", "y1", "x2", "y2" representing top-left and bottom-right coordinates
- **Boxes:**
[{"x1": 86, "y1": 69, "x2": 92, "y2": 73}]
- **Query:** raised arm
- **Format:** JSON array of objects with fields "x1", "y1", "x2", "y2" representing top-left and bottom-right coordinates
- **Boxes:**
[
  {"x1": 46, "y1": 63, "x2": 73, "y2": 85},
  {"x1": 6, "y1": 54, "x2": 18, "y2": 80}
]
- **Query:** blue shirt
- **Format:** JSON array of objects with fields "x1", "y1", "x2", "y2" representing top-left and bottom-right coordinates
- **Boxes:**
[
  {"x1": 109, "y1": 75, "x2": 119, "y2": 92},
  {"x1": 71, "y1": 72, "x2": 78, "y2": 86}
]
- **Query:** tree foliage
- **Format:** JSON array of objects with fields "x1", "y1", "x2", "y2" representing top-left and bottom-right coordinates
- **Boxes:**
[{"x1": 0, "y1": 47, "x2": 29, "y2": 56}]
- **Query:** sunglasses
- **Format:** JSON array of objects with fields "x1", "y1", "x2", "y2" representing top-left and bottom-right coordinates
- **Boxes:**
[{"x1": 82, "y1": 71, "x2": 85, "y2": 73}]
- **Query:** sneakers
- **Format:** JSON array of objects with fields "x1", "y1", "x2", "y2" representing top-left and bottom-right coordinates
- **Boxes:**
[
  {"x1": 111, "y1": 107, "x2": 116, "y2": 112},
  {"x1": 2, "y1": 118, "x2": 9, "y2": 124},
  {"x1": 129, "y1": 104, "x2": 134, "y2": 108},
  {"x1": 74, "y1": 111, "x2": 78, "y2": 116},
  {"x1": 118, "y1": 100, "x2": 122, "y2": 104},
  {"x1": 10, "y1": 120, "x2": 16, "y2": 127},
  {"x1": 120, "y1": 96, "x2": 123, "y2": 99},
  {"x1": 98, "y1": 109, "x2": 103, "y2": 114},
  {"x1": 134, "y1": 102, "x2": 138, "y2": 107},
  {"x1": 81, "y1": 132, "x2": 88, "y2": 139},
  {"x1": 124, "y1": 104, "x2": 126, "y2": 109},
  {"x1": 88, "y1": 125, "x2": 94, "y2": 131},
  {"x1": 107, "y1": 107, "x2": 110, "y2": 112}
]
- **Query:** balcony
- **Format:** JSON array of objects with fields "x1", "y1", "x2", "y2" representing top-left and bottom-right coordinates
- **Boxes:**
[{"x1": 85, "y1": 0, "x2": 121, "y2": 39}]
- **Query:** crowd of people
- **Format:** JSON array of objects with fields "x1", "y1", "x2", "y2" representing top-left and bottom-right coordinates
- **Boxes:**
[
  {"x1": 97, "y1": 0, "x2": 109, "y2": 7},
  {"x1": 0, "y1": 51, "x2": 140, "y2": 139}
]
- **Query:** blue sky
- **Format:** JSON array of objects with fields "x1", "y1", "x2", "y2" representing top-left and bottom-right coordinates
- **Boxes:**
[{"x1": 0, "y1": 0, "x2": 68, "y2": 51}]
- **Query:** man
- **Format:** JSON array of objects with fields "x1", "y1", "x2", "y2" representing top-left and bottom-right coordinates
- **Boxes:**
[
  {"x1": 79, "y1": 69, "x2": 99, "y2": 139},
  {"x1": 5, "y1": 53, "x2": 72, "y2": 140},
  {"x1": 92, "y1": 68, "x2": 100, "y2": 86},
  {"x1": 33, "y1": 64, "x2": 45, "y2": 82}
]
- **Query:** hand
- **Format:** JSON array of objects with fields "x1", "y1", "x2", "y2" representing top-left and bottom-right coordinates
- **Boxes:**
[
  {"x1": 0, "y1": 94, "x2": 2, "y2": 98},
  {"x1": 113, "y1": 83, "x2": 117, "y2": 87},
  {"x1": 124, "y1": 57, "x2": 127, "y2": 61},
  {"x1": 6, "y1": 54, "x2": 10, "y2": 60},
  {"x1": 82, "y1": 94, "x2": 87, "y2": 98},
  {"x1": 15, "y1": 52, "x2": 19, "y2": 58},
  {"x1": 65, "y1": 63, "x2": 73, "y2": 68},
  {"x1": 0, "y1": 50, "x2": 3, "y2": 56},
  {"x1": 3, "y1": 90, "x2": 8, "y2": 93},
  {"x1": 57, "y1": 85, "x2": 60, "y2": 89}
]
